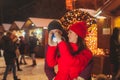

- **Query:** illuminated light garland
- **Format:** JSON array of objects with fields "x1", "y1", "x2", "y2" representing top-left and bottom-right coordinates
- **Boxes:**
[
  {"x1": 60, "y1": 9, "x2": 96, "y2": 31},
  {"x1": 85, "y1": 24, "x2": 104, "y2": 56},
  {"x1": 60, "y1": 9, "x2": 105, "y2": 56}
]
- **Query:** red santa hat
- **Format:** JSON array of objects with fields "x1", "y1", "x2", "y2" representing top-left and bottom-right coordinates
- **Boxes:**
[{"x1": 69, "y1": 22, "x2": 87, "y2": 39}]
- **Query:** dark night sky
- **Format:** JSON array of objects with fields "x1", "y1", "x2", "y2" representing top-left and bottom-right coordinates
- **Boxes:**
[{"x1": 0, "y1": 0, "x2": 67, "y2": 24}]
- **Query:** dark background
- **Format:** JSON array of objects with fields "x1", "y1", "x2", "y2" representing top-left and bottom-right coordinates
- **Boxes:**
[
  {"x1": 0, "y1": 0, "x2": 119, "y2": 24},
  {"x1": 0, "y1": 0, "x2": 67, "y2": 24}
]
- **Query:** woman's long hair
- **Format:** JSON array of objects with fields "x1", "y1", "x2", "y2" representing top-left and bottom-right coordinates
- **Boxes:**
[{"x1": 72, "y1": 36, "x2": 87, "y2": 56}]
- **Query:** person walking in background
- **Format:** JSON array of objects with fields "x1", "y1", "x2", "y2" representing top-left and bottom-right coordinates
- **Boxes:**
[
  {"x1": 110, "y1": 28, "x2": 120, "y2": 80},
  {"x1": 46, "y1": 21, "x2": 93, "y2": 80},
  {"x1": 12, "y1": 36, "x2": 23, "y2": 71},
  {"x1": 0, "y1": 32, "x2": 20, "y2": 80},
  {"x1": 19, "y1": 36, "x2": 27, "y2": 65},
  {"x1": 29, "y1": 32, "x2": 38, "y2": 66}
]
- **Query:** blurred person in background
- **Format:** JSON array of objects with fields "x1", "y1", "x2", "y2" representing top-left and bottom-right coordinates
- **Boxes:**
[
  {"x1": 12, "y1": 36, "x2": 22, "y2": 71},
  {"x1": 110, "y1": 28, "x2": 120, "y2": 80},
  {"x1": 19, "y1": 36, "x2": 27, "y2": 65},
  {"x1": 0, "y1": 32, "x2": 20, "y2": 80},
  {"x1": 29, "y1": 32, "x2": 38, "y2": 66}
]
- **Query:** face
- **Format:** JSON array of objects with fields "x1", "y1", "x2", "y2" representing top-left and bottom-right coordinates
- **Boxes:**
[{"x1": 68, "y1": 30, "x2": 78, "y2": 43}]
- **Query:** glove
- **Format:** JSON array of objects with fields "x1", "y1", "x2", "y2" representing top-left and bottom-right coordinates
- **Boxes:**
[{"x1": 48, "y1": 31, "x2": 57, "y2": 46}]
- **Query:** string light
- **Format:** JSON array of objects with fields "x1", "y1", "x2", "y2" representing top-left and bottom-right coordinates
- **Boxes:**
[
  {"x1": 60, "y1": 9, "x2": 105, "y2": 56},
  {"x1": 60, "y1": 9, "x2": 96, "y2": 31}
]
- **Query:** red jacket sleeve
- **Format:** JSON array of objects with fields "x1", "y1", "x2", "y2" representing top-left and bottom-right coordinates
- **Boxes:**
[
  {"x1": 58, "y1": 41, "x2": 93, "y2": 67},
  {"x1": 46, "y1": 46, "x2": 58, "y2": 67}
]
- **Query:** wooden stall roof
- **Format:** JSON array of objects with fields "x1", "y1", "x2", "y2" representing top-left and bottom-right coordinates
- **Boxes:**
[
  {"x1": 22, "y1": 17, "x2": 56, "y2": 29},
  {"x1": 28, "y1": 17, "x2": 55, "y2": 27},
  {"x1": 13, "y1": 21, "x2": 25, "y2": 29},
  {"x1": 9, "y1": 23, "x2": 19, "y2": 31},
  {"x1": 2, "y1": 23, "x2": 11, "y2": 31},
  {"x1": 9, "y1": 21, "x2": 24, "y2": 31}
]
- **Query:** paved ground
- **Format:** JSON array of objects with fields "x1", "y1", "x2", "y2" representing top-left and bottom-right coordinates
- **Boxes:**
[
  {"x1": 0, "y1": 57, "x2": 49, "y2": 80},
  {"x1": 0, "y1": 56, "x2": 112, "y2": 80}
]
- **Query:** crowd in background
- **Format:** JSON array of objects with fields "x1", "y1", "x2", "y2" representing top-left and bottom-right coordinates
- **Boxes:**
[
  {"x1": 0, "y1": 21, "x2": 120, "y2": 80},
  {"x1": 0, "y1": 31, "x2": 39, "y2": 80}
]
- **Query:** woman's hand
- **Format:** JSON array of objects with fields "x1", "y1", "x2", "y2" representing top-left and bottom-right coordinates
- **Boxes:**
[{"x1": 48, "y1": 31, "x2": 57, "y2": 46}]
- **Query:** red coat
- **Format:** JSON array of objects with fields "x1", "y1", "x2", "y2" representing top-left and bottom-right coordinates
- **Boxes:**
[{"x1": 46, "y1": 41, "x2": 92, "y2": 80}]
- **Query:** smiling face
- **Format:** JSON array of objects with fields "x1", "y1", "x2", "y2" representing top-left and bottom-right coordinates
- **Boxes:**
[{"x1": 68, "y1": 30, "x2": 78, "y2": 43}]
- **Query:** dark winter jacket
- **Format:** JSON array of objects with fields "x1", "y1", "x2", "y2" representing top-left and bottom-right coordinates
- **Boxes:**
[
  {"x1": 19, "y1": 39, "x2": 26, "y2": 54},
  {"x1": 0, "y1": 35, "x2": 17, "y2": 65},
  {"x1": 110, "y1": 36, "x2": 120, "y2": 64},
  {"x1": 29, "y1": 36, "x2": 38, "y2": 53}
]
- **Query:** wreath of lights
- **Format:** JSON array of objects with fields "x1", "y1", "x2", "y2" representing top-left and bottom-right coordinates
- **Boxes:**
[{"x1": 60, "y1": 9, "x2": 96, "y2": 31}]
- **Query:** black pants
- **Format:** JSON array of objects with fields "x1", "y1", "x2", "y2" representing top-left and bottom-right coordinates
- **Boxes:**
[
  {"x1": 3, "y1": 63, "x2": 17, "y2": 79},
  {"x1": 16, "y1": 58, "x2": 21, "y2": 70}
]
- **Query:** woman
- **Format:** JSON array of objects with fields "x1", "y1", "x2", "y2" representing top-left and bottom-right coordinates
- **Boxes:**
[{"x1": 46, "y1": 21, "x2": 93, "y2": 80}]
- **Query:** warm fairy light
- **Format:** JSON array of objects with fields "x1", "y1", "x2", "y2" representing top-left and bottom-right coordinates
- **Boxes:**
[
  {"x1": 60, "y1": 9, "x2": 105, "y2": 55},
  {"x1": 86, "y1": 24, "x2": 104, "y2": 56},
  {"x1": 60, "y1": 9, "x2": 96, "y2": 31},
  {"x1": 12, "y1": 30, "x2": 25, "y2": 37}
]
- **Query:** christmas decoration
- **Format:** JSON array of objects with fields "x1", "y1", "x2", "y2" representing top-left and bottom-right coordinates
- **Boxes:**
[
  {"x1": 60, "y1": 9, "x2": 105, "y2": 56},
  {"x1": 60, "y1": 9, "x2": 96, "y2": 31}
]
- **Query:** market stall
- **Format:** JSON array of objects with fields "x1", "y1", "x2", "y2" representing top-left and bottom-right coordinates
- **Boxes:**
[
  {"x1": 22, "y1": 17, "x2": 54, "y2": 57},
  {"x1": 10, "y1": 21, "x2": 25, "y2": 37},
  {"x1": 2, "y1": 23, "x2": 11, "y2": 35}
]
